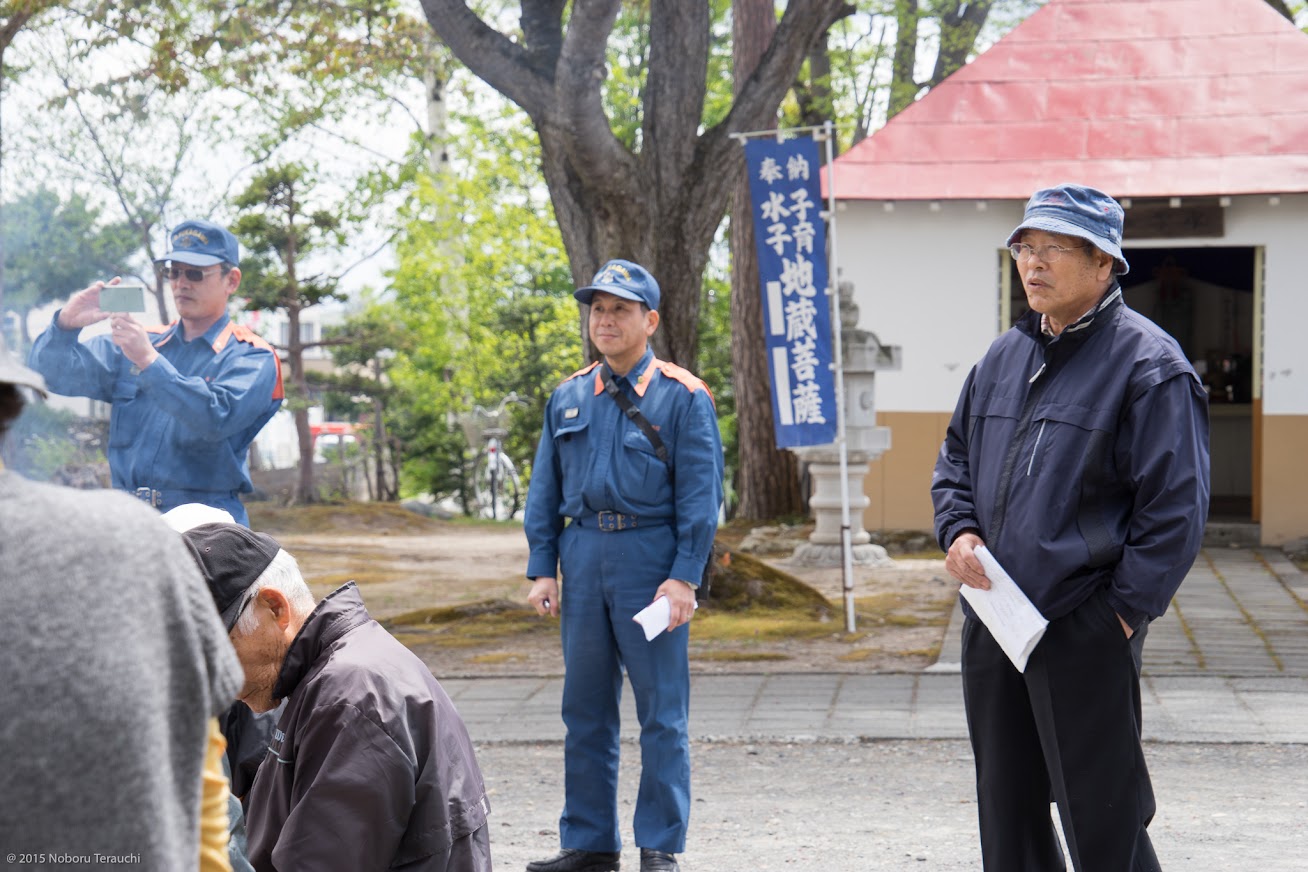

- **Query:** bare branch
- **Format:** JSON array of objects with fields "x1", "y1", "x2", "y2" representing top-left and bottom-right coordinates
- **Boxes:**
[{"x1": 417, "y1": 0, "x2": 554, "y2": 117}]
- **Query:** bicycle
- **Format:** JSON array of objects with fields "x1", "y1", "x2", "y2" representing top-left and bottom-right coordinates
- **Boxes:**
[{"x1": 458, "y1": 392, "x2": 528, "y2": 520}]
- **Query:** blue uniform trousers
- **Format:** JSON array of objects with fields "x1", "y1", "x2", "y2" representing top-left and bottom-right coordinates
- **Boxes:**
[{"x1": 558, "y1": 521, "x2": 690, "y2": 854}]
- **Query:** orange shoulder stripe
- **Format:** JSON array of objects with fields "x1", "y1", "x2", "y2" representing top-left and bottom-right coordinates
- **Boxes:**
[
  {"x1": 216, "y1": 323, "x2": 285, "y2": 401},
  {"x1": 654, "y1": 358, "x2": 715, "y2": 406},
  {"x1": 560, "y1": 360, "x2": 601, "y2": 388}
]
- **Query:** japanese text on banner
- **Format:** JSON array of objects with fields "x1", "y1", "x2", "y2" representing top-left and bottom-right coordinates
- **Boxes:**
[{"x1": 743, "y1": 136, "x2": 838, "y2": 448}]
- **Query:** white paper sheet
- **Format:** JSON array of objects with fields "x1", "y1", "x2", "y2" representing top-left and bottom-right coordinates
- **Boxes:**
[
  {"x1": 959, "y1": 546, "x2": 1049, "y2": 672},
  {"x1": 632, "y1": 596, "x2": 697, "y2": 641}
]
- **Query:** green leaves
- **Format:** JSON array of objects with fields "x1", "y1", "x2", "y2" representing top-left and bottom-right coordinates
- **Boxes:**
[
  {"x1": 233, "y1": 162, "x2": 346, "y2": 311},
  {"x1": 1, "y1": 187, "x2": 138, "y2": 341}
]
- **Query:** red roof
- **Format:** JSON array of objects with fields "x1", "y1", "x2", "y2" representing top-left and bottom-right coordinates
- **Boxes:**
[{"x1": 832, "y1": 0, "x2": 1308, "y2": 200}]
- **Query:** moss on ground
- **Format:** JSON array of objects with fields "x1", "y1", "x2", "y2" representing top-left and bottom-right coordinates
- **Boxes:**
[
  {"x1": 384, "y1": 599, "x2": 553, "y2": 649},
  {"x1": 693, "y1": 651, "x2": 793, "y2": 663},
  {"x1": 701, "y1": 551, "x2": 832, "y2": 616},
  {"x1": 249, "y1": 501, "x2": 444, "y2": 535}
]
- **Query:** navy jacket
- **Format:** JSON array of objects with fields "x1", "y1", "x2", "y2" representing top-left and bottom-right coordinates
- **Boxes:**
[{"x1": 932, "y1": 287, "x2": 1210, "y2": 629}]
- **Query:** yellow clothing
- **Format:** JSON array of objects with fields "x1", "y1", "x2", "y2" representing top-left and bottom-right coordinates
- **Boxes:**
[{"x1": 200, "y1": 718, "x2": 232, "y2": 872}]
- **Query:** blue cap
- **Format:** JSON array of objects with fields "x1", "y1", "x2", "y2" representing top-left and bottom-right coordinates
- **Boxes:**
[
  {"x1": 574, "y1": 259, "x2": 661, "y2": 310},
  {"x1": 1006, "y1": 184, "x2": 1129, "y2": 276},
  {"x1": 155, "y1": 219, "x2": 241, "y2": 268}
]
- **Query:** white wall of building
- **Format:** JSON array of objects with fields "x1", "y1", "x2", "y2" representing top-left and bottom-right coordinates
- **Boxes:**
[
  {"x1": 1221, "y1": 194, "x2": 1308, "y2": 416},
  {"x1": 834, "y1": 198, "x2": 1025, "y2": 413}
]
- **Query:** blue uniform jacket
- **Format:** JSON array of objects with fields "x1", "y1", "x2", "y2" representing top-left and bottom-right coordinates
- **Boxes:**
[
  {"x1": 931, "y1": 287, "x2": 1210, "y2": 630},
  {"x1": 524, "y1": 346, "x2": 724, "y2": 586},
  {"x1": 29, "y1": 313, "x2": 283, "y2": 496}
]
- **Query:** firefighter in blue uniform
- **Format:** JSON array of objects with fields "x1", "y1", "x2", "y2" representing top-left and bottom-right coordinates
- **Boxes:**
[
  {"x1": 523, "y1": 260, "x2": 723, "y2": 872},
  {"x1": 29, "y1": 219, "x2": 282, "y2": 527}
]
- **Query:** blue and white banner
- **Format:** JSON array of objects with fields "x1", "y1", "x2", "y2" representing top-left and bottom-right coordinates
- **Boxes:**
[{"x1": 743, "y1": 136, "x2": 838, "y2": 448}]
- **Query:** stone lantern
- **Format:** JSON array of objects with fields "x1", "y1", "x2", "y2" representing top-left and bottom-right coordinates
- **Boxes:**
[{"x1": 790, "y1": 281, "x2": 902, "y2": 566}]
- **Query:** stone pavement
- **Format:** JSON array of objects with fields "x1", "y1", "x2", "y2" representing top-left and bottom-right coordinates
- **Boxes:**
[{"x1": 443, "y1": 547, "x2": 1308, "y2": 745}]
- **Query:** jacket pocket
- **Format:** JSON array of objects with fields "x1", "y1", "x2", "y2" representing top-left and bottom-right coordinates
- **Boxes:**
[
  {"x1": 622, "y1": 427, "x2": 671, "y2": 500},
  {"x1": 554, "y1": 416, "x2": 590, "y2": 484},
  {"x1": 107, "y1": 376, "x2": 141, "y2": 449},
  {"x1": 1024, "y1": 402, "x2": 1114, "y2": 480}
]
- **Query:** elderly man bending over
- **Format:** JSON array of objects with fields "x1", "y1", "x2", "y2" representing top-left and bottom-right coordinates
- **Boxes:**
[{"x1": 182, "y1": 523, "x2": 492, "y2": 872}]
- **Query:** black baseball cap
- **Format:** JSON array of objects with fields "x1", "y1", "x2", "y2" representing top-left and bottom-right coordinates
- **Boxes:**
[{"x1": 182, "y1": 523, "x2": 282, "y2": 631}]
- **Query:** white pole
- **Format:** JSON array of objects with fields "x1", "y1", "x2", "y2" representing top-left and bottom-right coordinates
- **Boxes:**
[{"x1": 821, "y1": 120, "x2": 856, "y2": 634}]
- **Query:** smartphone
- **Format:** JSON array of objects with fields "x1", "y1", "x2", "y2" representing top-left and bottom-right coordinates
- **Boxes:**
[{"x1": 100, "y1": 282, "x2": 147, "y2": 313}]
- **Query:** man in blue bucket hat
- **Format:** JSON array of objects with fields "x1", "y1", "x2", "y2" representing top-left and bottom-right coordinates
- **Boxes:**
[
  {"x1": 523, "y1": 259, "x2": 723, "y2": 872},
  {"x1": 933, "y1": 184, "x2": 1209, "y2": 870},
  {"x1": 29, "y1": 218, "x2": 283, "y2": 526}
]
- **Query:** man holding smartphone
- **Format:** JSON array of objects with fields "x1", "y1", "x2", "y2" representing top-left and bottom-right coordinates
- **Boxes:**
[{"x1": 29, "y1": 219, "x2": 283, "y2": 526}]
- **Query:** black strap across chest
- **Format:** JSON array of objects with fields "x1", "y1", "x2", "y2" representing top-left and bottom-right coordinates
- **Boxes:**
[{"x1": 600, "y1": 364, "x2": 670, "y2": 466}]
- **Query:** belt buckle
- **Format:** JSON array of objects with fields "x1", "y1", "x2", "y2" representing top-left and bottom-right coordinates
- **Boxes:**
[
  {"x1": 597, "y1": 510, "x2": 635, "y2": 532},
  {"x1": 134, "y1": 487, "x2": 161, "y2": 507}
]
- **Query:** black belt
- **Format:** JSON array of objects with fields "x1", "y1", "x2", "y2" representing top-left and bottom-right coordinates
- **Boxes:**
[
  {"x1": 131, "y1": 487, "x2": 237, "y2": 508},
  {"x1": 574, "y1": 511, "x2": 669, "y2": 532}
]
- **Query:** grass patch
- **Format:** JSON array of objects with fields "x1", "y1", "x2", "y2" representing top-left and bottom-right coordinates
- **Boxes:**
[
  {"x1": 384, "y1": 599, "x2": 552, "y2": 649},
  {"x1": 306, "y1": 570, "x2": 384, "y2": 588},
  {"x1": 852, "y1": 591, "x2": 953, "y2": 629},
  {"x1": 469, "y1": 652, "x2": 528, "y2": 665},
  {"x1": 693, "y1": 651, "x2": 793, "y2": 663},
  {"x1": 692, "y1": 611, "x2": 835, "y2": 642},
  {"x1": 836, "y1": 649, "x2": 880, "y2": 663},
  {"x1": 446, "y1": 515, "x2": 523, "y2": 530}
]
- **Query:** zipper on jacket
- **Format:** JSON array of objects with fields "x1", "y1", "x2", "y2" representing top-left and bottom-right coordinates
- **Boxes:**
[
  {"x1": 1026, "y1": 421, "x2": 1047, "y2": 476},
  {"x1": 986, "y1": 356, "x2": 1055, "y2": 544}
]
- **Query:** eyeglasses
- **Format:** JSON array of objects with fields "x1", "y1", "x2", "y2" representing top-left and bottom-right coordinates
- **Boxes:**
[
  {"x1": 167, "y1": 265, "x2": 222, "y2": 283},
  {"x1": 227, "y1": 591, "x2": 256, "y2": 637},
  {"x1": 1009, "y1": 242, "x2": 1088, "y2": 263}
]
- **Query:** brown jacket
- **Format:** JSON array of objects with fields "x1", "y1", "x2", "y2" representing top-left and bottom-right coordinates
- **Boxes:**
[{"x1": 245, "y1": 583, "x2": 490, "y2": 871}]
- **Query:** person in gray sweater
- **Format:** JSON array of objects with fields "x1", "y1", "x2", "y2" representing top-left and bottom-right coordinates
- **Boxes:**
[{"x1": 0, "y1": 335, "x2": 243, "y2": 870}]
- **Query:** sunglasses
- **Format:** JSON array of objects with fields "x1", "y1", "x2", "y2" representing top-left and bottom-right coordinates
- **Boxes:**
[{"x1": 167, "y1": 265, "x2": 222, "y2": 282}]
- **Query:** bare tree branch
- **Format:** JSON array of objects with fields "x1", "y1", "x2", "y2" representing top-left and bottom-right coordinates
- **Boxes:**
[{"x1": 417, "y1": 0, "x2": 553, "y2": 116}]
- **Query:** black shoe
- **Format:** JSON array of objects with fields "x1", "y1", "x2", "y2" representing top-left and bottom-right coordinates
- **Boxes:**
[
  {"x1": 526, "y1": 848, "x2": 621, "y2": 872},
  {"x1": 639, "y1": 849, "x2": 680, "y2": 872}
]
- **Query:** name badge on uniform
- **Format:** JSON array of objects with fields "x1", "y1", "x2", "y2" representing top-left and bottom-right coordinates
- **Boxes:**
[{"x1": 564, "y1": 407, "x2": 579, "y2": 419}]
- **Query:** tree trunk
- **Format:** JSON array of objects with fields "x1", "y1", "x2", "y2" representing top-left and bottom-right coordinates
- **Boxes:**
[
  {"x1": 928, "y1": 1, "x2": 997, "y2": 90},
  {"x1": 888, "y1": 0, "x2": 921, "y2": 119},
  {"x1": 282, "y1": 188, "x2": 316, "y2": 505},
  {"x1": 289, "y1": 299, "x2": 315, "y2": 504},
  {"x1": 1264, "y1": 0, "x2": 1294, "y2": 21},
  {"x1": 373, "y1": 357, "x2": 389, "y2": 500},
  {"x1": 730, "y1": 0, "x2": 804, "y2": 520},
  {"x1": 139, "y1": 225, "x2": 169, "y2": 322}
]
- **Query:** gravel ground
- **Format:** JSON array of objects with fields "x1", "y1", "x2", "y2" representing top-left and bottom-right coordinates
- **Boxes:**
[{"x1": 478, "y1": 740, "x2": 1308, "y2": 871}]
